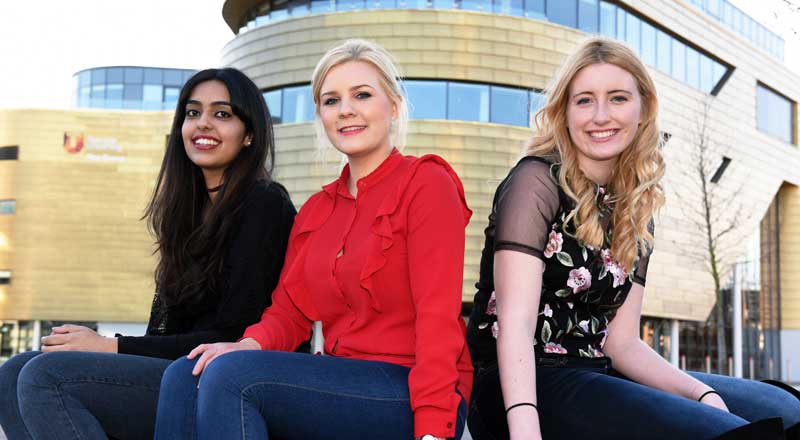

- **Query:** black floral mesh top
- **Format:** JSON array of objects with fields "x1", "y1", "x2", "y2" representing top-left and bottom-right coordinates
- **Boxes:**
[{"x1": 467, "y1": 156, "x2": 651, "y2": 364}]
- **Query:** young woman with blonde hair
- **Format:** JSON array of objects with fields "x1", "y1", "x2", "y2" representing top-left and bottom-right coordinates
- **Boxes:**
[
  {"x1": 154, "y1": 39, "x2": 471, "y2": 440},
  {"x1": 466, "y1": 37, "x2": 799, "y2": 439}
]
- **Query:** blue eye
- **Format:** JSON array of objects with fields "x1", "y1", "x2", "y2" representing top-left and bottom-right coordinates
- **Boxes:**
[
  {"x1": 611, "y1": 95, "x2": 629, "y2": 103},
  {"x1": 576, "y1": 97, "x2": 591, "y2": 105},
  {"x1": 356, "y1": 91, "x2": 371, "y2": 99},
  {"x1": 323, "y1": 97, "x2": 338, "y2": 106}
]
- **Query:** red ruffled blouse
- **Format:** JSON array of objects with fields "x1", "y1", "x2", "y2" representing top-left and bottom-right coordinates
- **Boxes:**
[{"x1": 242, "y1": 149, "x2": 473, "y2": 438}]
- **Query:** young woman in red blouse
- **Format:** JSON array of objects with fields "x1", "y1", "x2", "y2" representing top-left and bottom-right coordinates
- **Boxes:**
[{"x1": 154, "y1": 39, "x2": 472, "y2": 440}]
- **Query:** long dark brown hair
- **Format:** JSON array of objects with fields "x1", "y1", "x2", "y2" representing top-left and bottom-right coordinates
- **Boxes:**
[{"x1": 144, "y1": 68, "x2": 275, "y2": 306}]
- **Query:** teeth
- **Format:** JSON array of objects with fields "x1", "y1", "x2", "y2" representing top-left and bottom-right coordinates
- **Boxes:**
[
  {"x1": 340, "y1": 126, "x2": 364, "y2": 133},
  {"x1": 589, "y1": 130, "x2": 616, "y2": 138},
  {"x1": 195, "y1": 138, "x2": 219, "y2": 145}
]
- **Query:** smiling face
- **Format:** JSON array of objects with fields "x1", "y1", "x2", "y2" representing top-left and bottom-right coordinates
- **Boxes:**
[
  {"x1": 566, "y1": 62, "x2": 643, "y2": 181},
  {"x1": 317, "y1": 61, "x2": 397, "y2": 162},
  {"x1": 181, "y1": 80, "x2": 250, "y2": 186}
]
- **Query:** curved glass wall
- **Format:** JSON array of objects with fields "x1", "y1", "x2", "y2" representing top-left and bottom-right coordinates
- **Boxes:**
[
  {"x1": 72, "y1": 67, "x2": 197, "y2": 110},
  {"x1": 239, "y1": 0, "x2": 731, "y2": 95},
  {"x1": 263, "y1": 80, "x2": 544, "y2": 127},
  {"x1": 688, "y1": 0, "x2": 784, "y2": 62}
]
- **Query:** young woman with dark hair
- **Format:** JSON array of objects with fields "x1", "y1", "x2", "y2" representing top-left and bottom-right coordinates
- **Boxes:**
[{"x1": 0, "y1": 68, "x2": 296, "y2": 440}]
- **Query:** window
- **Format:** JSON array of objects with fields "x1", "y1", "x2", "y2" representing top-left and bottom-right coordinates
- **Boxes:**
[
  {"x1": 163, "y1": 70, "x2": 184, "y2": 87},
  {"x1": 106, "y1": 84, "x2": 124, "y2": 108},
  {"x1": 491, "y1": 86, "x2": 528, "y2": 126},
  {"x1": 700, "y1": 56, "x2": 713, "y2": 93},
  {"x1": 91, "y1": 68, "x2": 106, "y2": 84},
  {"x1": 448, "y1": 83, "x2": 489, "y2": 122},
  {"x1": 282, "y1": 85, "x2": 315, "y2": 123},
  {"x1": 0, "y1": 270, "x2": 9, "y2": 285},
  {"x1": 90, "y1": 84, "x2": 106, "y2": 108},
  {"x1": 164, "y1": 87, "x2": 180, "y2": 110},
  {"x1": 263, "y1": 90, "x2": 283, "y2": 123},
  {"x1": 578, "y1": 0, "x2": 598, "y2": 34},
  {"x1": 625, "y1": 12, "x2": 640, "y2": 54},
  {"x1": 525, "y1": 0, "x2": 545, "y2": 19},
  {"x1": 493, "y1": 0, "x2": 523, "y2": 17},
  {"x1": 78, "y1": 71, "x2": 91, "y2": 87},
  {"x1": 406, "y1": 81, "x2": 446, "y2": 119},
  {"x1": 686, "y1": 47, "x2": 700, "y2": 89},
  {"x1": 530, "y1": 91, "x2": 546, "y2": 120},
  {"x1": 144, "y1": 68, "x2": 162, "y2": 84},
  {"x1": 311, "y1": 0, "x2": 334, "y2": 12},
  {"x1": 0, "y1": 146, "x2": 18, "y2": 160},
  {"x1": 124, "y1": 67, "x2": 144, "y2": 84},
  {"x1": 656, "y1": 30, "x2": 671, "y2": 74},
  {"x1": 460, "y1": 0, "x2": 486, "y2": 11},
  {"x1": 548, "y1": 0, "x2": 577, "y2": 28},
  {"x1": 0, "y1": 200, "x2": 15, "y2": 215},
  {"x1": 671, "y1": 40, "x2": 686, "y2": 82},
  {"x1": 615, "y1": 7, "x2": 626, "y2": 41},
  {"x1": 599, "y1": 1, "x2": 616, "y2": 37},
  {"x1": 640, "y1": 21, "x2": 656, "y2": 66},
  {"x1": 143, "y1": 85, "x2": 163, "y2": 110},
  {"x1": 757, "y1": 83, "x2": 795, "y2": 144}
]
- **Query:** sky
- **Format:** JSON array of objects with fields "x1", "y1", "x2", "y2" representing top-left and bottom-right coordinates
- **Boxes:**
[{"x1": 0, "y1": 0, "x2": 798, "y2": 110}]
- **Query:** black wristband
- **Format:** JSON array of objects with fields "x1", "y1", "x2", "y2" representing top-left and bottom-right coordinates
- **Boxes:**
[
  {"x1": 505, "y1": 402, "x2": 538, "y2": 413},
  {"x1": 698, "y1": 390, "x2": 720, "y2": 402}
]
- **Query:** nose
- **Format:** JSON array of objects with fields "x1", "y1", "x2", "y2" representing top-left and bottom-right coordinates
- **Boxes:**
[
  {"x1": 593, "y1": 101, "x2": 611, "y2": 125},
  {"x1": 197, "y1": 111, "x2": 212, "y2": 130},
  {"x1": 338, "y1": 98, "x2": 355, "y2": 118}
]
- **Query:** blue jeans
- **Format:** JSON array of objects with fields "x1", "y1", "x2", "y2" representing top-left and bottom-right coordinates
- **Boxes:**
[
  {"x1": 0, "y1": 350, "x2": 171, "y2": 440},
  {"x1": 467, "y1": 362, "x2": 800, "y2": 440},
  {"x1": 155, "y1": 351, "x2": 467, "y2": 440}
]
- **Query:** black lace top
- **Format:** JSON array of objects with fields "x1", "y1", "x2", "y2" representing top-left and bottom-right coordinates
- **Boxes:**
[
  {"x1": 116, "y1": 180, "x2": 296, "y2": 360},
  {"x1": 467, "y1": 156, "x2": 651, "y2": 364}
]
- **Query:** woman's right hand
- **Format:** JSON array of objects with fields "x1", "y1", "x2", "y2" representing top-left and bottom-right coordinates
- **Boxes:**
[{"x1": 187, "y1": 338, "x2": 261, "y2": 376}]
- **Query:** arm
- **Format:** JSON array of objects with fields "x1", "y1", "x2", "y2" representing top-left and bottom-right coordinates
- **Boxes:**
[
  {"x1": 495, "y1": 250, "x2": 544, "y2": 440},
  {"x1": 406, "y1": 164, "x2": 470, "y2": 439},
  {"x1": 118, "y1": 182, "x2": 297, "y2": 360},
  {"x1": 603, "y1": 282, "x2": 729, "y2": 411}
]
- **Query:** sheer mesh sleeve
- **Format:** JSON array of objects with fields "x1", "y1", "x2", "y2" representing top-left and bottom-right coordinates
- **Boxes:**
[
  {"x1": 633, "y1": 220, "x2": 655, "y2": 286},
  {"x1": 494, "y1": 158, "x2": 560, "y2": 259}
]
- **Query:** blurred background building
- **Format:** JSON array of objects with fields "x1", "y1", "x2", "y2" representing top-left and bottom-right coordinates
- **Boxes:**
[{"x1": 1, "y1": 0, "x2": 799, "y2": 383}]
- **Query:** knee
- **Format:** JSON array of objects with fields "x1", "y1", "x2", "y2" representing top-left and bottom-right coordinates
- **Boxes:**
[
  {"x1": 198, "y1": 352, "x2": 245, "y2": 393},
  {"x1": 159, "y1": 357, "x2": 199, "y2": 396},
  {"x1": 0, "y1": 351, "x2": 40, "y2": 395},
  {"x1": 17, "y1": 352, "x2": 64, "y2": 393},
  {"x1": 769, "y1": 389, "x2": 800, "y2": 428}
]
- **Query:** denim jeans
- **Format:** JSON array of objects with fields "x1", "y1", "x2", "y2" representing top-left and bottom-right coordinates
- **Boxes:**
[
  {"x1": 155, "y1": 350, "x2": 467, "y2": 440},
  {"x1": 0, "y1": 350, "x2": 171, "y2": 440},
  {"x1": 467, "y1": 362, "x2": 800, "y2": 440}
]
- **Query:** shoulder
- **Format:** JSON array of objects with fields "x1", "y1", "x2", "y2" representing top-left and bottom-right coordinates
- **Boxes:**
[
  {"x1": 241, "y1": 180, "x2": 296, "y2": 221},
  {"x1": 408, "y1": 154, "x2": 461, "y2": 188},
  {"x1": 509, "y1": 155, "x2": 557, "y2": 184}
]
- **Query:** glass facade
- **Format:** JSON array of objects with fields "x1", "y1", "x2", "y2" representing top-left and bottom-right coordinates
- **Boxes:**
[
  {"x1": 263, "y1": 80, "x2": 544, "y2": 127},
  {"x1": 72, "y1": 67, "x2": 197, "y2": 111},
  {"x1": 0, "y1": 200, "x2": 15, "y2": 215},
  {"x1": 239, "y1": 0, "x2": 732, "y2": 96},
  {"x1": 756, "y1": 83, "x2": 796, "y2": 144},
  {"x1": 689, "y1": 0, "x2": 784, "y2": 61}
]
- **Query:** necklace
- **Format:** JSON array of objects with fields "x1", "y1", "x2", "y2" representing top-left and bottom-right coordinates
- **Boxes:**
[{"x1": 207, "y1": 183, "x2": 223, "y2": 193}]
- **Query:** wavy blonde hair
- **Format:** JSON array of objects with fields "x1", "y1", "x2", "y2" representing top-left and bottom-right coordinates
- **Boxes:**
[
  {"x1": 527, "y1": 37, "x2": 665, "y2": 271},
  {"x1": 310, "y1": 39, "x2": 408, "y2": 152}
]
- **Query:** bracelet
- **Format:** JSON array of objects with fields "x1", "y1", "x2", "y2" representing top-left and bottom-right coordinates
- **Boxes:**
[
  {"x1": 505, "y1": 402, "x2": 538, "y2": 414},
  {"x1": 698, "y1": 390, "x2": 720, "y2": 402}
]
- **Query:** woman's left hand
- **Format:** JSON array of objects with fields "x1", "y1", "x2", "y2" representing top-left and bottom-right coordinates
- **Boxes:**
[
  {"x1": 187, "y1": 338, "x2": 261, "y2": 376},
  {"x1": 41, "y1": 324, "x2": 118, "y2": 353}
]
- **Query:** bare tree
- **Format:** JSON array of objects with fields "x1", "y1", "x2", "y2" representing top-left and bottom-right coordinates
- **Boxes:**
[
  {"x1": 777, "y1": 0, "x2": 799, "y2": 35},
  {"x1": 672, "y1": 100, "x2": 749, "y2": 373}
]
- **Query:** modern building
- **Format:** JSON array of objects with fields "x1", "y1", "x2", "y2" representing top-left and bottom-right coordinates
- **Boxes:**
[
  {"x1": 72, "y1": 66, "x2": 197, "y2": 110},
  {"x1": 218, "y1": 0, "x2": 800, "y2": 381},
  {"x1": 1, "y1": 0, "x2": 798, "y2": 383}
]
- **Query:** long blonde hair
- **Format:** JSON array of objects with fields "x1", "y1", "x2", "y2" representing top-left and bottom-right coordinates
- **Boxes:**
[
  {"x1": 310, "y1": 39, "x2": 408, "y2": 152},
  {"x1": 528, "y1": 37, "x2": 665, "y2": 271}
]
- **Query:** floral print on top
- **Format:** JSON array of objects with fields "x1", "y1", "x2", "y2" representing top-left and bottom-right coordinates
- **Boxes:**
[{"x1": 467, "y1": 156, "x2": 651, "y2": 363}]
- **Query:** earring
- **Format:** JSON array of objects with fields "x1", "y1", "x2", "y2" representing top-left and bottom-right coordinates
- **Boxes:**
[{"x1": 244, "y1": 139, "x2": 252, "y2": 147}]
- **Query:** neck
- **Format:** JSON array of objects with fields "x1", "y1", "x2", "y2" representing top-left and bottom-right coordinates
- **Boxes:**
[
  {"x1": 578, "y1": 157, "x2": 615, "y2": 186},
  {"x1": 202, "y1": 169, "x2": 224, "y2": 202},
  {"x1": 346, "y1": 146, "x2": 392, "y2": 196}
]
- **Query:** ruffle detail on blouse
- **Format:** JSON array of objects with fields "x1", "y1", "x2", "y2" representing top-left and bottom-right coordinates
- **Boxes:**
[
  {"x1": 359, "y1": 154, "x2": 472, "y2": 313},
  {"x1": 279, "y1": 192, "x2": 334, "y2": 321}
]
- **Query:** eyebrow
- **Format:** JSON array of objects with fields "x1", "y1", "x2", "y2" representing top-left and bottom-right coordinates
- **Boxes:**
[
  {"x1": 571, "y1": 89, "x2": 633, "y2": 98},
  {"x1": 186, "y1": 100, "x2": 233, "y2": 107},
  {"x1": 320, "y1": 84, "x2": 375, "y2": 97}
]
